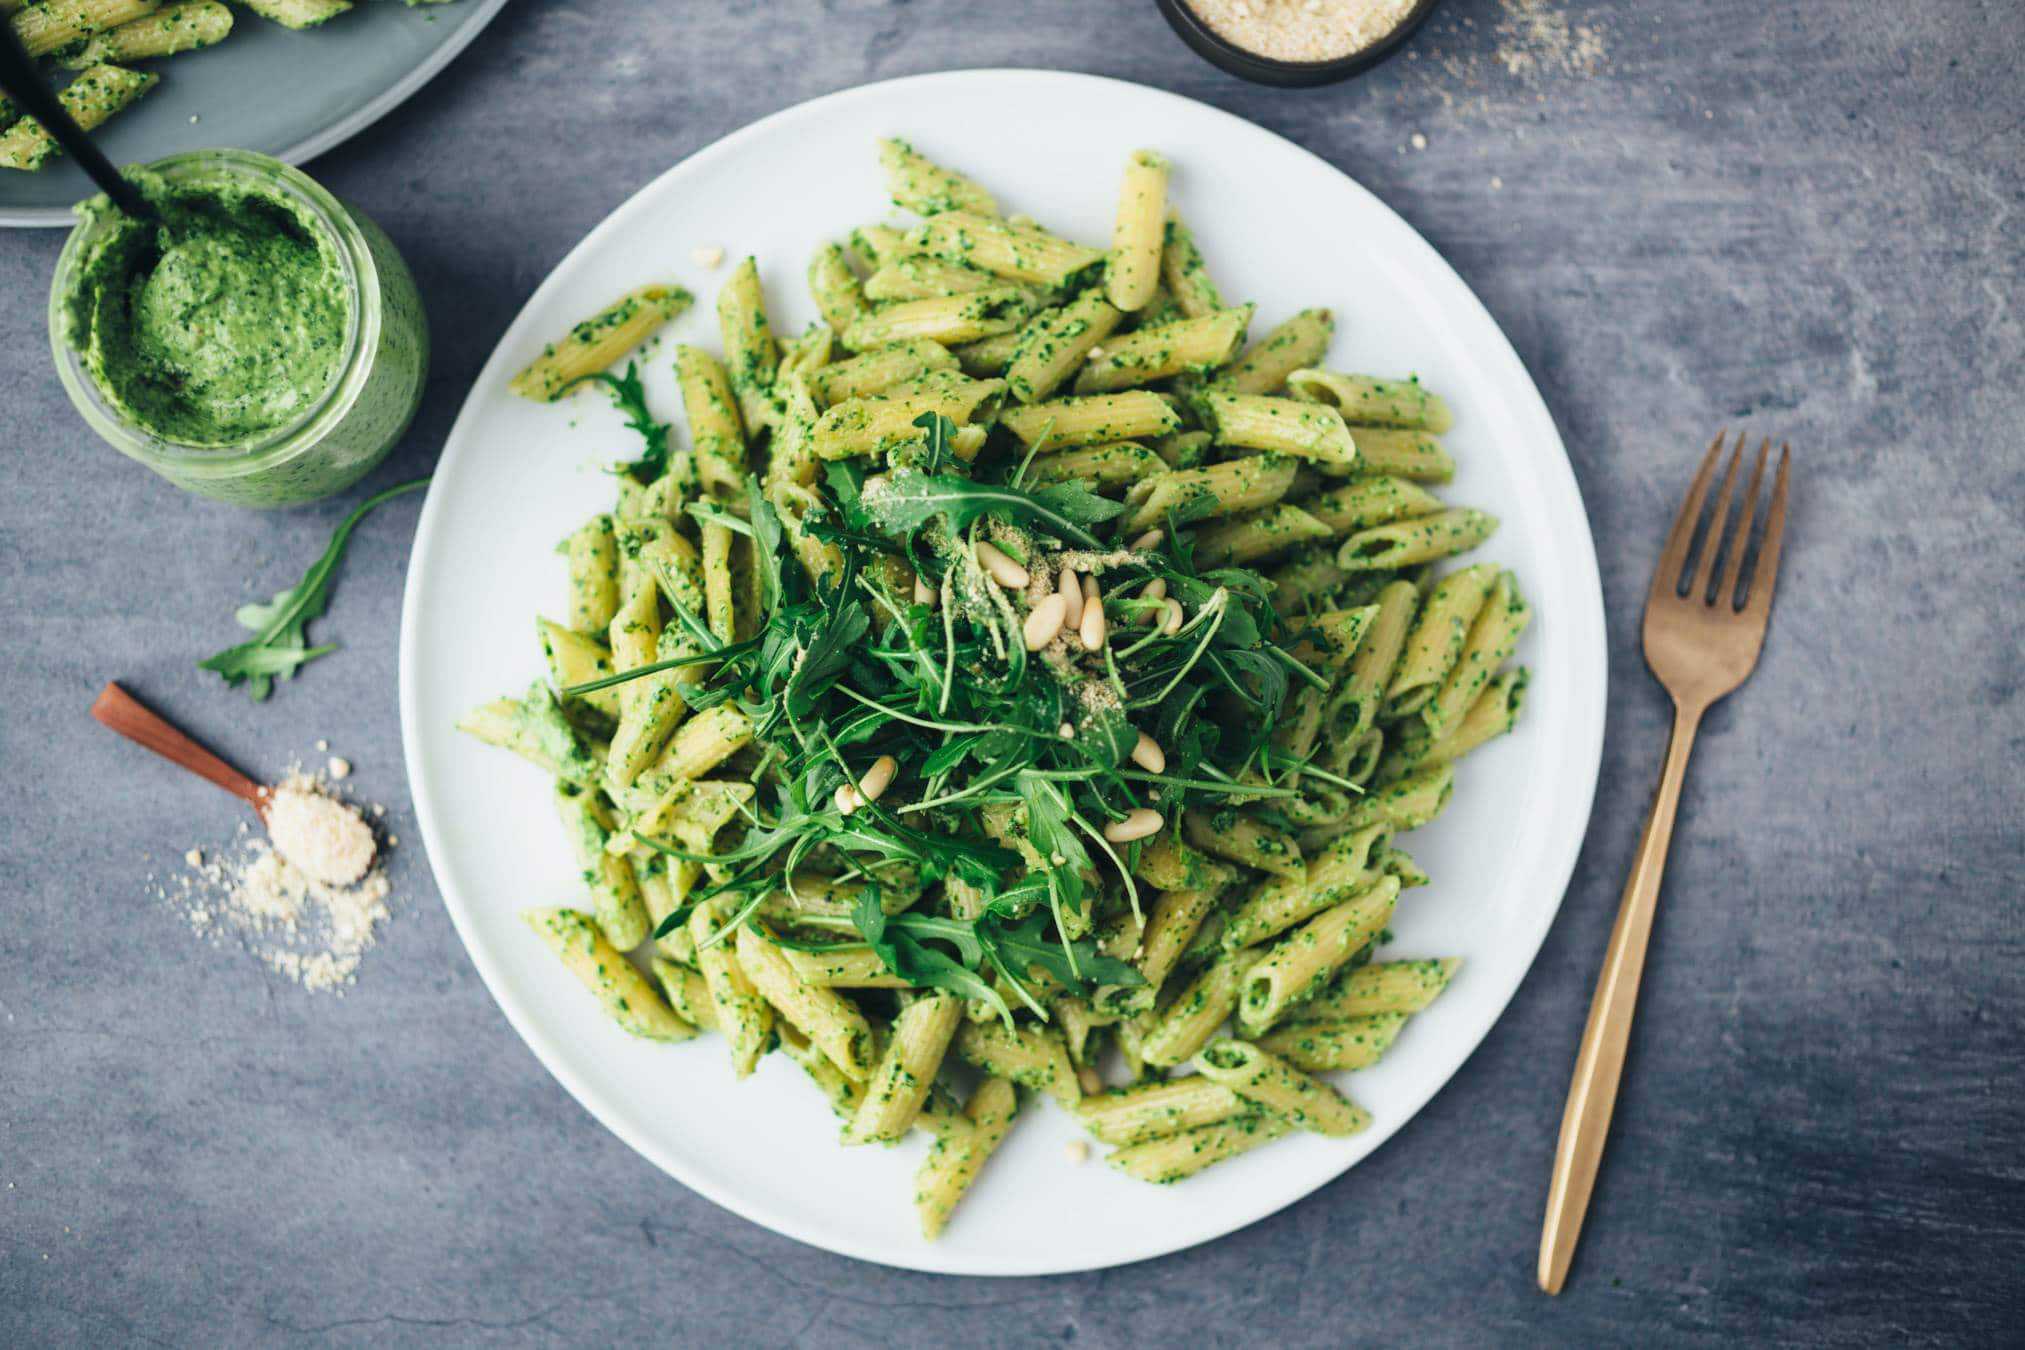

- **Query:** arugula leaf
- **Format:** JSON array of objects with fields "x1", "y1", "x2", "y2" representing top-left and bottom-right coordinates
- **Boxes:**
[
  {"x1": 200, "y1": 477, "x2": 429, "y2": 699},
  {"x1": 914, "y1": 410, "x2": 953, "y2": 477},
  {"x1": 746, "y1": 478, "x2": 786, "y2": 614},
  {"x1": 853, "y1": 887, "x2": 1014, "y2": 1023},
  {"x1": 982, "y1": 911, "x2": 1143, "y2": 992},
  {"x1": 860, "y1": 470, "x2": 1119, "y2": 549},
  {"x1": 573, "y1": 361, "x2": 672, "y2": 484}
]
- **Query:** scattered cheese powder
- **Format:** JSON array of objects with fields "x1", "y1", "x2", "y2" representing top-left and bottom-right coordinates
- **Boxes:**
[
  {"x1": 149, "y1": 766, "x2": 395, "y2": 995},
  {"x1": 1189, "y1": 0, "x2": 1417, "y2": 63}
]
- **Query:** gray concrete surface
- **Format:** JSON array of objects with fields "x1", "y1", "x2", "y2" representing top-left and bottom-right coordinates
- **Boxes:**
[{"x1": 3, "y1": 2, "x2": 2021, "y2": 1344}]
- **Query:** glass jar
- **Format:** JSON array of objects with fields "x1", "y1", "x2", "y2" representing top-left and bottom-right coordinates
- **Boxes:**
[{"x1": 49, "y1": 148, "x2": 429, "y2": 508}]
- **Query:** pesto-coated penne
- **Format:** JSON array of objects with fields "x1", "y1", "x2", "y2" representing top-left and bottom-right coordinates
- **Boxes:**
[
  {"x1": 1193, "y1": 1040, "x2": 1369, "y2": 1136},
  {"x1": 1420, "y1": 571, "x2": 1530, "y2": 742},
  {"x1": 1139, "y1": 944, "x2": 1258, "y2": 1068},
  {"x1": 0, "y1": 63, "x2": 156, "y2": 171},
  {"x1": 808, "y1": 242, "x2": 869, "y2": 336},
  {"x1": 848, "y1": 222, "x2": 907, "y2": 269},
  {"x1": 1304, "y1": 476, "x2": 1445, "y2": 537},
  {"x1": 808, "y1": 338, "x2": 959, "y2": 407},
  {"x1": 1107, "y1": 1113, "x2": 1289, "y2": 1184},
  {"x1": 717, "y1": 258, "x2": 780, "y2": 432},
  {"x1": 1190, "y1": 502, "x2": 1332, "y2": 568},
  {"x1": 1106, "y1": 150, "x2": 1169, "y2": 311},
  {"x1": 846, "y1": 993, "x2": 962, "y2": 1144},
  {"x1": 553, "y1": 781, "x2": 650, "y2": 950},
  {"x1": 909, "y1": 210, "x2": 1106, "y2": 290},
  {"x1": 1221, "y1": 822, "x2": 1390, "y2": 951},
  {"x1": 1339, "y1": 764, "x2": 1454, "y2": 834},
  {"x1": 1226, "y1": 308, "x2": 1334, "y2": 396},
  {"x1": 1236, "y1": 874, "x2": 1399, "y2": 1035},
  {"x1": 813, "y1": 370, "x2": 1007, "y2": 460},
  {"x1": 642, "y1": 702, "x2": 754, "y2": 785},
  {"x1": 1005, "y1": 288, "x2": 1124, "y2": 404},
  {"x1": 61, "y1": 0, "x2": 229, "y2": 67},
  {"x1": 863, "y1": 253, "x2": 1006, "y2": 301},
  {"x1": 1123, "y1": 453, "x2": 1297, "y2": 533},
  {"x1": 673, "y1": 345, "x2": 748, "y2": 502},
  {"x1": 955, "y1": 1019, "x2": 1081, "y2": 1105},
  {"x1": 951, "y1": 330, "x2": 1022, "y2": 377},
  {"x1": 564, "y1": 514, "x2": 620, "y2": 633},
  {"x1": 1203, "y1": 390, "x2": 1357, "y2": 470},
  {"x1": 509, "y1": 284, "x2": 691, "y2": 402},
  {"x1": 238, "y1": 0, "x2": 346, "y2": 28},
  {"x1": 456, "y1": 683, "x2": 601, "y2": 790},
  {"x1": 878, "y1": 136, "x2": 998, "y2": 216},
  {"x1": 650, "y1": 956, "x2": 718, "y2": 1030},
  {"x1": 841, "y1": 287, "x2": 1033, "y2": 351},
  {"x1": 1336, "y1": 508, "x2": 1498, "y2": 573},
  {"x1": 1258, "y1": 1015, "x2": 1410, "y2": 1072},
  {"x1": 1386, "y1": 563, "x2": 1500, "y2": 717},
  {"x1": 525, "y1": 908, "x2": 694, "y2": 1041},
  {"x1": 700, "y1": 520, "x2": 738, "y2": 645},
  {"x1": 605, "y1": 590, "x2": 688, "y2": 794},
  {"x1": 1000, "y1": 391, "x2": 1180, "y2": 451},
  {"x1": 1075, "y1": 305, "x2": 1252, "y2": 394},
  {"x1": 915, "y1": 1077, "x2": 1018, "y2": 1239},
  {"x1": 1160, "y1": 213, "x2": 1223, "y2": 318},
  {"x1": 735, "y1": 925, "x2": 877, "y2": 1081},
  {"x1": 1286, "y1": 368, "x2": 1454, "y2": 433},
  {"x1": 782, "y1": 944, "x2": 910, "y2": 989},
  {"x1": 1268, "y1": 547, "x2": 1354, "y2": 617},
  {"x1": 1382, "y1": 668, "x2": 1529, "y2": 781},
  {"x1": 539, "y1": 618, "x2": 620, "y2": 720},
  {"x1": 14, "y1": 0, "x2": 157, "y2": 57},
  {"x1": 690, "y1": 899, "x2": 774, "y2": 1077},
  {"x1": 1184, "y1": 807, "x2": 1303, "y2": 878},
  {"x1": 1290, "y1": 958, "x2": 1460, "y2": 1022},
  {"x1": 1078, "y1": 1076, "x2": 1246, "y2": 1146},
  {"x1": 1024, "y1": 440, "x2": 1164, "y2": 489},
  {"x1": 1342, "y1": 427, "x2": 1456, "y2": 483}
]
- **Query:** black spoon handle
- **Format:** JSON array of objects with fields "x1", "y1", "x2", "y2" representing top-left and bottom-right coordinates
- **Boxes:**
[{"x1": 0, "y1": 23, "x2": 154, "y2": 219}]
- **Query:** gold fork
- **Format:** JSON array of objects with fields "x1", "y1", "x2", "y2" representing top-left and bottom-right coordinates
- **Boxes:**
[{"x1": 1538, "y1": 431, "x2": 1793, "y2": 1294}]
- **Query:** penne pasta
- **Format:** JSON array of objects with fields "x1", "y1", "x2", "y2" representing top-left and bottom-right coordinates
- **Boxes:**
[
  {"x1": 1106, "y1": 150, "x2": 1169, "y2": 311},
  {"x1": 1237, "y1": 874, "x2": 1399, "y2": 1034},
  {"x1": 1160, "y1": 213, "x2": 1223, "y2": 318},
  {"x1": 1386, "y1": 563, "x2": 1500, "y2": 717},
  {"x1": 841, "y1": 287, "x2": 1033, "y2": 351},
  {"x1": 999, "y1": 390, "x2": 1180, "y2": 451},
  {"x1": 525, "y1": 908, "x2": 694, "y2": 1042},
  {"x1": 909, "y1": 210, "x2": 1106, "y2": 290},
  {"x1": 1005, "y1": 288, "x2": 1125, "y2": 404},
  {"x1": 1286, "y1": 368, "x2": 1454, "y2": 433},
  {"x1": 0, "y1": 63, "x2": 156, "y2": 171},
  {"x1": 846, "y1": 993, "x2": 963, "y2": 1144},
  {"x1": 1074, "y1": 305, "x2": 1252, "y2": 394},
  {"x1": 915, "y1": 1077, "x2": 1019, "y2": 1239},
  {"x1": 1192, "y1": 1040, "x2": 1369, "y2": 1136},
  {"x1": 1225, "y1": 308, "x2": 1334, "y2": 396},
  {"x1": 509, "y1": 284, "x2": 691, "y2": 402},
  {"x1": 1202, "y1": 390, "x2": 1358, "y2": 470},
  {"x1": 1336, "y1": 508, "x2": 1498, "y2": 573},
  {"x1": 878, "y1": 136, "x2": 999, "y2": 216}
]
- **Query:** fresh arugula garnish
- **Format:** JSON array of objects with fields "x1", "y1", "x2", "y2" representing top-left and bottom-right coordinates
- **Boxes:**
[
  {"x1": 860, "y1": 462, "x2": 1123, "y2": 551},
  {"x1": 200, "y1": 477, "x2": 430, "y2": 699},
  {"x1": 573, "y1": 361, "x2": 672, "y2": 484}
]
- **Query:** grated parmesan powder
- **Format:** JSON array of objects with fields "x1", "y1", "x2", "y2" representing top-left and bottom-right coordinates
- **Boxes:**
[
  {"x1": 1189, "y1": 0, "x2": 1418, "y2": 63},
  {"x1": 150, "y1": 765, "x2": 394, "y2": 995}
]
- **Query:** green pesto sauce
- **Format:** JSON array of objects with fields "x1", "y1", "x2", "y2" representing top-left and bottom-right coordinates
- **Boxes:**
[{"x1": 64, "y1": 169, "x2": 350, "y2": 448}]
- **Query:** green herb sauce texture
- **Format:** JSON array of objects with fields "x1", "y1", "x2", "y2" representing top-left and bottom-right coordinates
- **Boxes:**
[{"x1": 64, "y1": 168, "x2": 351, "y2": 448}]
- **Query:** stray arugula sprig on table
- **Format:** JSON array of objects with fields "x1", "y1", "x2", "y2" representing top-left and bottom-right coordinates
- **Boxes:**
[{"x1": 200, "y1": 476, "x2": 430, "y2": 700}]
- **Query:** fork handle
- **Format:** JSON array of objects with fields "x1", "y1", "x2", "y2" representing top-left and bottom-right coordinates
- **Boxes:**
[{"x1": 1538, "y1": 700, "x2": 1703, "y2": 1294}]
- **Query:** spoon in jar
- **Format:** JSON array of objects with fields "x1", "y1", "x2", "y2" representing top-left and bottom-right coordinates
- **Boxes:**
[
  {"x1": 90, "y1": 682, "x2": 377, "y2": 887},
  {"x1": 0, "y1": 24, "x2": 157, "y2": 221}
]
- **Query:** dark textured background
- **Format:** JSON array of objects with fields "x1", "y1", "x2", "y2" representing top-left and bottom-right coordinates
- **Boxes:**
[{"x1": 3, "y1": 2, "x2": 2020, "y2": 1344}]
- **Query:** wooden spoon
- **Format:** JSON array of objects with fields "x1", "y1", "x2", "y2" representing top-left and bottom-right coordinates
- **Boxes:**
[{"x1": 91, "y1": 681, "x2": 271, "y2": 823}]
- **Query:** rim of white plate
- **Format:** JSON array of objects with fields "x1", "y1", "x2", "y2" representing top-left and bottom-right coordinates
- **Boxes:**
[{"x1": 398, "y1": 68, "x2": 1607, "y2": 1277}]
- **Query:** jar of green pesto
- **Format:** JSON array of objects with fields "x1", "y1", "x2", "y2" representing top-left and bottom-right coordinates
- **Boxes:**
[{"x1": 49, "y1": 149, "x2": 429, "y2": 508}]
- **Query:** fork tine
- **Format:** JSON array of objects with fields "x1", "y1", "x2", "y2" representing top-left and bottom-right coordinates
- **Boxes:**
[
  {"x1": 1649, "y1": 430, "x2": 1729, "y2": 608},
  {"x1": 1717, "y1": 437, "x2": 1771, "y2": 606},
  {"x1": 1743, "y1": 444, "x2": 1793, "y2": 623},
  {"x1": 1689, "y1": 434, "x2": 1746, "y2": 601}
]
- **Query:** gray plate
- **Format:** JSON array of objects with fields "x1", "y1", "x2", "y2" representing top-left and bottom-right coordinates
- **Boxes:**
[{"x1": 0, "y1": 0, "x2": 509, "y2": 227}]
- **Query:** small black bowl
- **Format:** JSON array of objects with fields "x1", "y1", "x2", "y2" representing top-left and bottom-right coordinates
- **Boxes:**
[{"x1": 1154, "y1": 0, "x2": 1441, "y2": 87}]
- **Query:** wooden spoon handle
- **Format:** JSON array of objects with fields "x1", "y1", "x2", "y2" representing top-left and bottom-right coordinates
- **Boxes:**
[{"x1": 91, "y1": 682, "x2": 268, "y2": 813}]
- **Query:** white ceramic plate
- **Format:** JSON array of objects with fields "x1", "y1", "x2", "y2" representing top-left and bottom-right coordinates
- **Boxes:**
[
  {"x1": 399, "y1": 69, "x2": 1606, "y2": 1276},
  {"x1": 0, "y1": 0, "x2": 508, "y2": 228}
]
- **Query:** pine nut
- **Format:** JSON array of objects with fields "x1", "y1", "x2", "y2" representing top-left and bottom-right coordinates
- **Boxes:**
[
  {"x1": 1140, "y1": 577, "x2": 1167, "y2": 623},
  {"x1": 1058, "y1": 721, "x2": 1076, "y2": 739},
  {"x1": 975, "y1": 540, "x2": 1029, "y2": 589},
  {"x1": 1130, "y1": 529, "x2": 1164, "y2": 552},
  {"x1": 1064, "y1": 1139, "x2": 1092, "y2": 1164},
  {"x1": 1159, "y1": 598, "x2": 1184, "y2": 635},
  {"x1": 833, "y1": 784, "x2": 861, "y2": 815},
  {"x1": 1131, "y1": 732, "x2": 1166, "y2": 774},
  {"x1": 1079, "y1": 575, "x2": 1107, "y2": 650},
  {"x1": 1103, "y1": 808, "x2": 1164, "y2": 843},
  {"x1": 857, "y1": 754, "x2": 898, "y2": 804},
  {"x1": 1058, "y1": 564, "x2": 1083, "y2": 627},
  {"x1": 1076, "y1": 1066, "x2": 1103, "y2": 1096},
  {"x1": 1023, "y1": 592, "x2": 1069, "y2": 650},
  {"x1": 913, "y1": 575, "x2": 935, "y2": 607}
]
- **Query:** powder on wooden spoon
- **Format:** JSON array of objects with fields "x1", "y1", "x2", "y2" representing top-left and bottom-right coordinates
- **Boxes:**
[{"x1": 266, "y1": 780, "x2": 377, "y2": 886}]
